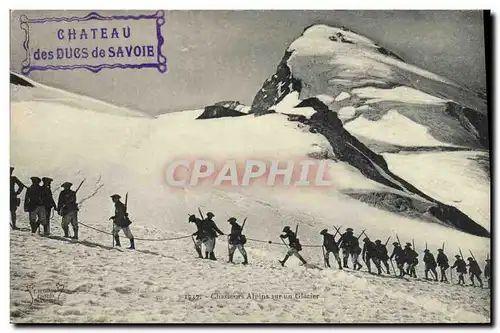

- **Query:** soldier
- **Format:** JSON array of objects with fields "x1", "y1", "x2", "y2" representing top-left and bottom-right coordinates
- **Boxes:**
[
  {"x1": 467, "y1": 257, "x2": 483, "y2": 288},
  {"x1": 279, "y1": 226, "x2": 307, "y2": 267},
  {"x1": 227, "y1": 217, "x2": 248, "y2": 265},
  {"x1": 450, "y1": 255, "x2": 467, "y2": 286},
  {"x1": 403, "y1": 243, "x2": 418, "y2": 278},
  {"x1": 10, "y1": 167, "x2": 25, "y2": 230},
  {"x1": 57, "y1": 182, "x2": 79, "y2": 239},
  {"x1": 484, "y1": 259, "x2": 491, "y2": 289},
  {"x1": 436, "y1": 248, "x2": 449, "y2": 282},
  {"x1": 189, "y1": 214, "x2": 205, "y2": 258},
  {"x1": 390, "y1": 242, "x2": 406, "y2": 277},
  {"x1": 374, "y1": 240, "x2": 390, "y2": 274},
  {"x1": 24, "y1": 177, "x2": 47, "y2": 233},
  {"x1": 202, "y1": 212, "x2": 224, "y2": 260},
  {"x1": 320, "y1": 229, "x2": 342, "y2": 269},
  {"x1": 40, "y1": 177, "x2": 56, "y2": 235},
  {"x1": 109, "y1": 194, "x2": 135, "y2": 249},
  {"x1": 338, "y1": 228, "x2": 362, "y2": 270},
  {"x1": 423, "y1": 249, "x2": 438, "y2": 281},
  {"x1": 362, "y1": 237, "x2": 382, "y2": 275}
]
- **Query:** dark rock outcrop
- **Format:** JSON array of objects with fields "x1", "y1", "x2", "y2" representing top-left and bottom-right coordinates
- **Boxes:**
[
  {"x1": 197, "y1": 105, "x2": 247, "y2": 120},
  {"x1": 10, "y1": 73, "x2": 34, "y2": 87},
  {"x1": 289, "y1": 98, "x2": 489, "y2": 237},
  {"x1": 250, "y1": 51, "x2": 301, "y2": 115}
]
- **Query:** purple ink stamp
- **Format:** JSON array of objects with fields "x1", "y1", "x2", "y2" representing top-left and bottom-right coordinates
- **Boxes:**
[{"x1": 20, "y1": 10, "x2": 167, "y2": 74}]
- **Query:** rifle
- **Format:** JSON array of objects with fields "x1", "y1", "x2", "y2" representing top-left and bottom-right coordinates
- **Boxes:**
[
  {"x1": 198, "y1": 207, "x2": 205, "y2": 220},
  {"x1": 385, "y1": 236, "x2": 391, "y2": 247},
  {"x1": 75, "y1": 178, "x2": 86, "y2": 193},
  {"x1": 357, "y1": 229, "x2": 366, "y2": 240},
  {"x1": 396, "y1": 234, "x2": 402, "y2": 247},
  {"x1": 425, "y1": 242, "x2": 428, "y2": 250},
  {"x1": 459, "y1": 248, "x2": 464, "y2": 260},
  {"x1": 241, "y1": 218, "x2": 248, "y2": 232},
  {"x1": 469, "y1": 249, "x2": 477, "y2": 262},
  {"x1": 332, "y1": 225, "x2": 342, "y2": 237},
  {"x1": 442, "y1": 242, "x2": 445, "y2": 251},
  {"x1": 412, "y1": 239, "x2": 416, "y2": 251},
  {"x1": 125, "y1": 192, "x2": 128, "y2": 213},
  {"x1": 295, "y1": 224, "x2": 299, "y2": 237}
]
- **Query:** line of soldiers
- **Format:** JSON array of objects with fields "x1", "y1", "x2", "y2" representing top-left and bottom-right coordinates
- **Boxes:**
[
  {"x1": 10, "y1": 167, "x2": 136, "y2": 249},
  {"x1": 11, "y1": 169, "x2": 79, "y2": 238},
  {"x1": 188, "y1": 212, "x2": 248, "y2": 264},
  {"x1": 319, "y1": 227, "x2": 490, "y2": 288}
]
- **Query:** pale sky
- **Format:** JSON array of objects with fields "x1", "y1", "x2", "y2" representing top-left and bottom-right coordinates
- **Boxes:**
[{"x1": 10, "y1": 10, "x2": 487, "y2": 115}]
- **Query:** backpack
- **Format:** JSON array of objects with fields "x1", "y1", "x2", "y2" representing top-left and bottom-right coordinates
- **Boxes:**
[
  {"x1": 294, "y1": 239, "x2": 302, "y2": 252},
  {"x1": 240, "y1": 235, "x2": 247, "y2": 245}
]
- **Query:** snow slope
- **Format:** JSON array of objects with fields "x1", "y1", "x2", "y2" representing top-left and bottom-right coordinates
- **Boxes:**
[{"x1": 10, "y1": 75, "x2": 490, "y2": 323}]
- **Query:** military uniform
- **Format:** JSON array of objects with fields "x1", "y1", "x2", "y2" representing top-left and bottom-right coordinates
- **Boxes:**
[
  {"x1": 189, "y1": 214, "x2": 206, "y2": 258},
  {"x1": 467, "y1": 257, "x2": 483, "y2": 287},
  {"x1": 57, "y1": 182, "x2": 79, "y2": 239},
  {"x1": 201, "y1": 212, "x2": 223, "y2": 260},
  {"x1": 484, "y1": 259, "x2": 491, "y2": 289},
  {"x1": 279, "y1": 226, "x2": 307, "y2": 266},
  {"x1": 24, "y1": 177, "x2": 47, "y2": 233},
  {"x1": 320, "y1": 229, "x2": 342, "y2": 269},
  {"x1": 403, "y1": 244, "x2": 418, "y2": 278},
  {"x1": 338, "y1": 228, "x2": 362, "y2": 270},
  {"x1": 227, "y1": 217, "x2": 248, "y2": 265},
  {"x1": 374, "y1": 240, "x2": 390, "y2": 274},
  {"x1": 451, "y1": 256, "x2": 467, "y2": 285},
  {"x1": 10, "y1": 167, "x2": 24, "y2": 229},
  {"x1": 423, "y1": 250, "x2": 438, "y2": 281},
  {"x1": 110, "y1": 194, "x2": 135, "y2": 249},
  {"x1": 41, "y1": 177, "x2": 56, "y2": 235},
  {"x1": 362, "y1": 238, "x2": 382, "y2": 275},
  {"x1": 390, "y1": 242, "x2": 406, "y2": 277},
  {"x1": 436, "y1": 249, "x2": 449, "y2": 282}
]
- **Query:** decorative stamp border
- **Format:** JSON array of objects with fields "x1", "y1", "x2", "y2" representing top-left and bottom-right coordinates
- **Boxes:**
[{"x1": 20, "y1": 10, "x2": 167, "y2": 74}]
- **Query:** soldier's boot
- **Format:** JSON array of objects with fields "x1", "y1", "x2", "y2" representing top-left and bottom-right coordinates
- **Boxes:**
[
  {"x1": 114, "y1": 235, "x2": 121, "y2": 247},
  {"x1": 433, "y1": 270, "x2": 438, "y2": 281},
  {"x1": 242, "y1": 255, "x2": 248, "y2": 265},
  {"x1": 325, "y1": 257, "x2": 331, "y2": 268},
  {"x1": 377, "y1": 265, "x2": 382, "y2": 275},
  {"x1": 209, "y1": 252, "x2": 216, "y2": 260},
  {"x1": 72, "y1": 228, "x2": 79, "y2": 240},
  {"x1": 336, "y1": 257, "x2": 343, "y2": 270},
  {"x1": 228, "y1": 253, "x2": 234, "y2": 263},
  {"x1": 43, "y1": 223, "x2": 49, "y2": 235},
  {"x1": 384, "y1": 262, "x2": 390, "y2": 274},
  {"x1": 343, "y1": 256, "x2": 349, "y2": 268},
  {"x1": 63, "y1": 226, "x2": 70, "y2": 238},
  {"x1": 205, "y1": 251, "x2": 209, "y2": 259},
  {"x1": 356, "y1": 262, "x2": 363, "y2": 271},
  {"x1": 366, "y1": 261, "x2": 372, "y2": 273},
  {"x1": 30, "y1": 222, "x2": 36, "y2": 233},
  {"x1": 297, "y1": 254, "x2": 307, "y2": 265},
  {"x1": 128, "y1": 238, "x2": 135, "y2": 249},
  {"x1": 425, "y1": 271, "x2": 429, "y2": 280},
  {"x1": 195, "y1": 247, "x2": 203, "y2": 258},
  {"x1": 479, "y1": 278, "x2": 483, "y2": 288},
  {"x1": 279, "y1": 255, "x2": 290, "y2": 267}
]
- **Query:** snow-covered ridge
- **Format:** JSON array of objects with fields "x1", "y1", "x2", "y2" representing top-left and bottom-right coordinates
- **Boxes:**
[
  {"x1": 251, "y1": 24, "x2": 488, "y2": 150},
  {"x1": 10, "y1": 72, "x2": 149, "y2": 118}
]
